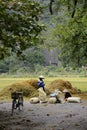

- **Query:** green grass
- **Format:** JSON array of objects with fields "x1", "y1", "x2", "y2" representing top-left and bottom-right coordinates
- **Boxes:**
[
  {"x1": 71, "y1": 81, "x2": 87, "y2": 92},
  {"x1": 0, "y1": 77, "x2": 87, "y2": 92},
  {"x1": 0, "y1": 78, "x2": 29, "y2": 91}
]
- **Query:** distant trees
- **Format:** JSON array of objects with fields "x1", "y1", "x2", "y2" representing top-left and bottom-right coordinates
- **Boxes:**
[
  {"x1": 0, "y1": 47, "x2": 45, "y2": 73},
  {"x1": 0, "y1": 0, "x2": 44, "y2": 59},
  {"x1": 23, "y1": 47, "x2": 45, "y2": 68}
]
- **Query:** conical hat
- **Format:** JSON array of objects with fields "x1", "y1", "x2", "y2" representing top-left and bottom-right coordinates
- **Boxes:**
[{"x1": 63, "y1": 89, "x2": 69, "y2": 93}]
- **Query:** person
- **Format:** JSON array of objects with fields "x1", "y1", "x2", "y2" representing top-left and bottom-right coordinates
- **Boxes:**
[
  {"x1": 50, "y1": 89, "x2": 62, "y2": 103},
  {"x1": 38, "y1": 75, "x2": 47, "y2": 103},
  {"x1": 38, "y1": 75, "x2": 45, "y2": 91},
  {"x1": 63, "y1": 89, "x2": 72, "y2": 101}
]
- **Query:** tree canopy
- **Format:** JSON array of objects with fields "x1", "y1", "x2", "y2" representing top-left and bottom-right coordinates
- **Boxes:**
[
  {"x1": 54, "y1": 8, "x2": 87, "y2": 67},
  {"x1": 0, "y1": 0, "x2": 44, "y2": 59},
  {"x1": 0, "y1": 0, "x2": 87, "y2": 68},
  {"x1": 49, "y1": 0, "x2": 87, "y2": 18}
]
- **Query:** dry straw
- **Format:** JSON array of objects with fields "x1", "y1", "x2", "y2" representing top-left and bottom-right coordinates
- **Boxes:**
[{"x1": 0, "y1": 79, "x2": 81, "y2": 100}]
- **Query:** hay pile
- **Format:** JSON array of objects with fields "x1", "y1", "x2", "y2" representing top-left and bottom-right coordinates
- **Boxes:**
[
  {"x1": 0, "y1": 79, "x2": 81, "y2": 100},
  {"x1": 0, "y1": 79, "x2": 39, "y2": 100},
  {"x1": 47, "y1": 79, "x2": 81, "y2": 94}
]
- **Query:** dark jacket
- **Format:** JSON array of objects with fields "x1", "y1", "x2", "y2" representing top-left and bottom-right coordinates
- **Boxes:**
[
  {"x1": 65, "y1": 92, "x2": 71, "y2": 99},
  {"x1": 38, "y1": 80, "x2": 45, "y2": 91}
]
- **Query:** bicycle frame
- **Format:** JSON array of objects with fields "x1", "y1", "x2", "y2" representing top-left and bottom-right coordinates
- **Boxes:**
[{"x1": 11, "y1": 92, "x2": 23, "y2": 115}]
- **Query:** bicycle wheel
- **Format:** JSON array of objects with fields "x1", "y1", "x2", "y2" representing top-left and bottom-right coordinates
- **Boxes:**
[{"x1": 12, "y1": 99, "x2": 17, "y2": 115}]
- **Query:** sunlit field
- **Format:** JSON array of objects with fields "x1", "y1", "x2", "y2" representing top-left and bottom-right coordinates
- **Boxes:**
[
  {"x1": 45, "y1": 77, "x2": 87, "y2": 92},
  {"x1": 0, "y1": 78, "x2": 31, "y2": 91},
  {"x1": 0, "y1": 77, "x2": 87, "y2": 92}
]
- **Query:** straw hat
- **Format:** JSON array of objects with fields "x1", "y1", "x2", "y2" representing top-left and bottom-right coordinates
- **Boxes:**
[
  {"x1": 63, "y1": 89, "x2": 69, "y2": 93},
  {"x1": 39, "y1": 75, "x2": 44, "y2": 79}
]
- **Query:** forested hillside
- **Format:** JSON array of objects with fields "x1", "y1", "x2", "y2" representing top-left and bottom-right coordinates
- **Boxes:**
[{"x1": 0, "y1": 0, "x2": 87, "y2": 76}]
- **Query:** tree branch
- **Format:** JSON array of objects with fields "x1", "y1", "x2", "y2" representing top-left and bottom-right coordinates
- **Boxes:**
[
  {"x1": 72, "y1": 0, "x2": 78, "y2": 18},
  {"x1": 49, "y1": 0, "x2": 54, "y2": 15}
]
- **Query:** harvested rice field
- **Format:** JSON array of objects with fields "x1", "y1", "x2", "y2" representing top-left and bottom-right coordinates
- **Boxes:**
[
  {"x1": 0, "y1": 77, "x2": 87, "y2": 100},
  {"x1": 0, "y1": 77, "x2": 87, "y2": 130}
]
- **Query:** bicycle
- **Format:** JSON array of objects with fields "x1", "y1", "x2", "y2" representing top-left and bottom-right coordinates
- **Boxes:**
[{"x1": 11, "y1": 91, "x2": 23, "y2": 115}]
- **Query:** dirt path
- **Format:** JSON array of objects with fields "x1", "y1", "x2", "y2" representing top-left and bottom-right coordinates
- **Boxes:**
[{"x1": 0, "y1": 100, "x2": 87, "y2": 130}]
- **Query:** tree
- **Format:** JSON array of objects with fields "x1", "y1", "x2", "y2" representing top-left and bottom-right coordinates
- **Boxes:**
[
  {"x1": 54, "y1": 13, "x2": 87, "y2": 67},
  {"x1": 23, "y1": 47, "x2": 45, "y2": 69},
  {"x1": 0, "y1": 47, "x2": 45, "y2": 73},
  {"x1": 49, "y1": 0, "x2": 87, "y2": 18},
  {"x1": 0, "y1": 0, "x2": 45, "y2": 59}
]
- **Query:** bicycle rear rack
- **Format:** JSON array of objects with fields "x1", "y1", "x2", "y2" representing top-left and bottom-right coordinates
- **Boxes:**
[{"x1": 11, "y1": 91, "x2": 23, "y2": 99}]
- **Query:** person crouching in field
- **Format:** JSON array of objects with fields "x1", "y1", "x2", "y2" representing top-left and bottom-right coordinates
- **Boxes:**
[
  {"x1": 38, "y1": 75, "x2": 47, "y2": 103},
  {"x1": 63, "y1": 89, "x2": 72, "y2": 101}
]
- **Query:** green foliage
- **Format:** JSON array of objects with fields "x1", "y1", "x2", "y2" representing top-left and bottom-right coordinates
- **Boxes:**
[
  {"x1": 0, "y1": 63, "x2": 87, "y2": 78},
  {"x1": 0, "y1": 47, "x2": 45, "y2": 73},
  {"x1": 0, "y1": 0, "x2": 87, "y2": 70},
  {"x1": 37, "y1": 0, "x2": 87, "y2": 68},
  {"x1": 24, "y1": 47, "x2": 45, "y2": 66},
  {"x1": 0, "y1": 60, "x2": 9, "y2": 73},
  {"x1": 54, "y1": 11, "x2": 87, "y2": 67},
  {"x1": 0, "y1": 0, "x2": 45, "y2": 59}
]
